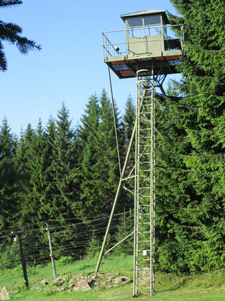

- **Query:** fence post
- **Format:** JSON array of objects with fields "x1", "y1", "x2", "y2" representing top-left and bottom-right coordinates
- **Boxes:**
[
  {"x1": 17, "y1": 233, "x2": 29, "y2": 289},
  {"x1": 46, "y1": 223, "x2": 57, "y2": 278}
]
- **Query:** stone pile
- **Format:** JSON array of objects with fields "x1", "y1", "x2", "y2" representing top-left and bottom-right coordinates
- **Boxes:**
[{"x1": 41, "y1": 272, "x2": 131, "y2": 292}]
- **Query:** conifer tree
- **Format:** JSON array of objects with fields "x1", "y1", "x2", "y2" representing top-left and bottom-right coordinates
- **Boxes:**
[
  {"x1": 22, "y1": 120, "x2": 50, "y2": 223},
  {"x1": 163, "y1": 0, "x2": 225, "y2": 272},
  {"x1": 79, "y1": 94, "x2": 101, "y2": 217},
  {"x1": 0, "y1": 0, "x2": 41, "y2": 71},
  {"x1": 155, "y1": 81, "x2": 194, "y2": 272},
  {"x1": 120, "y1": 95, "x2": 135, "y2": 210},
  {"x1": 121, "y1": 95, "x2": 135, "y2": 149},
  {"x1": 15, "y1": 123, "x2": 37, "y2": 225},
  {"x1": 96, "y1": 90, "x2": 121, "y2": 213},
  {"x1": 51, "y1": 104, "x2": 81, "y2": 221},
  {"x1": 0, "y1": 117, "x2": 17, "y2": 159},
  {"x1": 0, "y1": 118, "x2": 21, "y2": 230}
]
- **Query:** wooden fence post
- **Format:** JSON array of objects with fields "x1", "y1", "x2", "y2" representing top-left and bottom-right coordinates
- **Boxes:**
[
  {"x1": 17, "y1": 233, "x2": 29, "y2": 289},
  {"x1": 46, "y1": 223, "x2": 57, "y2": 278}
]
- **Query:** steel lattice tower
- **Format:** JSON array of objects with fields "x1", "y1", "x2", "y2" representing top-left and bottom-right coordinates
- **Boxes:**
[
  {"x1": 95, "y1": 10, "x2": 183, "y2": 297},
  {"x1": 133, "y1": 68, "x2": 156, "y2": 296}
]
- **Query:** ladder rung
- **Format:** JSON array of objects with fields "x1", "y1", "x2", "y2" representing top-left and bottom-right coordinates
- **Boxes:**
[
  {"x1": 138, "y1": 262, "x2": 150, "y2": 266},
  {"x1": 138, "y1": 249, "x2": 150, "y2": 252},
  {"x1": 138, "y1": 268, "x2": 150, "y2": 271},
  {"x1": 139, "y1": 135, "x2": 151, "y2": 138},
  {"x1": 138, "y1": 248, "x2": 151, "y2": 252},
  {"x1": 140, "y1": 113, "x2": 151, "y2": 116},
  {"x1": 138, "y1": 240, "x2": 150, "y2": 243},
  {"x1": 138, "y1": 95, "x2": 152, "y2": 98}
]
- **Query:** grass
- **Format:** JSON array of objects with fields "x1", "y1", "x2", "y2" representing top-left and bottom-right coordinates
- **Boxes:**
[{"x1": 1, "y1": 255, "x2": 225, "y2": 300}]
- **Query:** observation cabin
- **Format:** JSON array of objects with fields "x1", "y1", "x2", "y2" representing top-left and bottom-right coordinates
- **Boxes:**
[{"x1": 102, "y1": 10, "x2": 184, "y2": 78}]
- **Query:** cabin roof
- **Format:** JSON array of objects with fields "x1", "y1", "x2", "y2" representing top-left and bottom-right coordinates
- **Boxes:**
[{"x1": 120, "y1": 10, "x2": 169, "y2": 24}]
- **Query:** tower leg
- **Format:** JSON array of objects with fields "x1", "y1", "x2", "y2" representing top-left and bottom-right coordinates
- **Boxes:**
[
  {"x1": 150, "y1": 66, "x2": 155, "y2": 297},
  {"x1": 133, "y1": 66, "x2": 156, "y2": 297}
]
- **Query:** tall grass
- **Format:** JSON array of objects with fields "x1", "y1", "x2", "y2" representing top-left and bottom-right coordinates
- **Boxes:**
[{"x1": 1, "y1": 255, "x2": 225, "y2": 300}]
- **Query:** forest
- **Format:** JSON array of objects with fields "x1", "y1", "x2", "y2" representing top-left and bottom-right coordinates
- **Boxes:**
[{"x1": 0, "y1": 0, "x2": 225, "y2": 275}]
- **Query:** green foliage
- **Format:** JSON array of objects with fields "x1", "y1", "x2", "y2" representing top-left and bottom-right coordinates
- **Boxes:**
[
  {"x1": 0, "y1": 239, "x2": 20, "y2": 269},
  {"x1": 0, "y1": 0, "x2": 41, "y2": 71},
  {"x1": 113, "y1": 210, "x2": 133, "y2": 256},
  {"x1": 56, "y1": 256, "x2": 74, "y2": 266},
  {"x1": 120, "y1": 96, "x2": 135, "y2": 210},
  {"x1": 1, "y1": 2, "x2": 225, "y2": 273},
  {"x1": 156, "y1": 0, "x2": 225, "y2": 273},
  {"x1": 79, "y1": 90, "x2": 121, "y2": 217},
  {"x1": 0, "y1": 119, "x2": 23, "y2": 231},
  {"x1": 85, "y1": 230, "x2": 100, "y2": 259},
  {"x1": 0, "y1": 1, "x2": 41, "y2": 64},
  {"x1": 50, "y1": 103, "x2": 81, "y2": 220}
]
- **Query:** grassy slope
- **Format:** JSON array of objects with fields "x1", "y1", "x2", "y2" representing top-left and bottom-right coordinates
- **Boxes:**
[{"x1": 1, "y1": 256, "x2": 225, "y2": 300}]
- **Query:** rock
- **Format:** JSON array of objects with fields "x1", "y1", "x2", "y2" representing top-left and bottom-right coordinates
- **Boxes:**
[
  {"x1": 96, "y1": 272, "x2": 106, "y2": 279},
  {"x1": 51, "y1": 273, "x2": 131, "y2": 291},
  {"x1": 0, "y1": 287, "x2": 10, "y2": 299},
  {"x1": 113, "y1": 276, "x2": 130, "y2": 286},
  {"x1": 106, "y1": 276, "x2": 113, "y2": 283},
  {"x1": 87, "y1": 279, "x2": 95, "y2": 289},
  {"x1": 53, "y1": 286, "x2": 66, "y2": 292},
  {"x1": 54, "y1": 276, "x2": 68, "y2": 285},
  {"x1": 72, "y1": 276, "x2": 91, "y2": 291},
  {"x1": 40, "y1": 280, "x2": 48, "y2": 285}
]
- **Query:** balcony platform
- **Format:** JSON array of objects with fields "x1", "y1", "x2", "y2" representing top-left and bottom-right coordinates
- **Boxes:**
[{"x1": 104, "y1": 50, "x2": 182, "y2": 78}]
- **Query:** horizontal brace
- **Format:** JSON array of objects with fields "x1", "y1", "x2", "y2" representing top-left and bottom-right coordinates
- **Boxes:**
[{"x1": 121, "y1": 175, "x2": 136, "y2": 181}]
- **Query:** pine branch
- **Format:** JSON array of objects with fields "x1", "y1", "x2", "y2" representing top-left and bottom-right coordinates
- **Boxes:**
[
  {"x1": 0, "y1": 41, "x2": 7, "y2": 70},
  {"x1": 0, "y1": 0, "x2": 22, "y2": 8}
]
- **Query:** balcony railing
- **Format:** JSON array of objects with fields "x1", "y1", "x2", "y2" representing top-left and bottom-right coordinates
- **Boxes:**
[{"x1": 102, "y1": 24, "x2": 184, "y2": 60}]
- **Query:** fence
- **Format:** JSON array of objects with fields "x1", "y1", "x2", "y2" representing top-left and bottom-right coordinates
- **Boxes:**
[{"x1": 0, "y1": 210, "x2": 134, "y2": 289}]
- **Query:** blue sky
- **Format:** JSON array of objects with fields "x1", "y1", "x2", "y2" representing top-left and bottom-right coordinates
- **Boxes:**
[{"x1": 0, "y1": 0, "x2": 180, "y2": 136}]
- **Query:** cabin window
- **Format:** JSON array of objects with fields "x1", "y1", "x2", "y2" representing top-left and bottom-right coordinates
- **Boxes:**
[
  {"x1": 127, "y1": 17, "x2": 143, "y2": 38},
  {"x1": 127, "y1": 17, "x2": 142, "y2": 28},
  {"x1": 127, "y1": 14, "x2": 163, "y2": 38},
  {"x1": 144, "y1": 15, "x2": 162, "y2": 36},
  {"x1": 143, "y1": 15, "x2": 161, "y2": 26}
]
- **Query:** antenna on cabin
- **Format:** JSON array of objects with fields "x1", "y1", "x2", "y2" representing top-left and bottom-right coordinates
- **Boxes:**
[{"x1": 96, "y1": 10, "x2": 183, "y2": 297}]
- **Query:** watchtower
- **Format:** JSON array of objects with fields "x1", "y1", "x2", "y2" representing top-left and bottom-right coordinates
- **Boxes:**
[
  {"x1": 96, "y1": 10, "x2": 183, "y2": 297},
  {"x1": 103, "y1": 10, "x2": 183, "y2": 78}
]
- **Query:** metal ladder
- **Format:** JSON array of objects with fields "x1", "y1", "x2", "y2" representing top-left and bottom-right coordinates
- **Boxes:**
[{"x1": 133, "y1": 68, "x2": 156, "y2": 297}]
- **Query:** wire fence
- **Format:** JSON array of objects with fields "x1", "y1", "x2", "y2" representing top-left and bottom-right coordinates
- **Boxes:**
[{"x1": 0, "y1": 210, "x2": 134, "y2": 288}]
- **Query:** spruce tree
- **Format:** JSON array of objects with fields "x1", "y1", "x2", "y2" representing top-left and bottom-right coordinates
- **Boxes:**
[
  {"x1": 96, "y1": 90, "x2": 121, "y2": 213},
  {"x1": 22, "y1": 120, "x2": 50, "y2": 223},
  {"x1": 0, "y1": 0, "x2": 41, "y2": 71},
  {"x1": 51, "y1": 104, "x2": 80, "y2": 221},
  {"x1": 15, "y1": 123, "x2": 36, "y2": 225},
  {"x1": 163, "y1": 0, "x2": 225, "y2": 272},
  {"x1": 79, "y1": 94, "x2": 101, "y2": 217},
  {"x1": 46, "y1": 104, "x2": 82, "y2": 258},
  {"x1": 0, "y1": 117, "x2": 17, "y2": 159},
  {"x1": 120, "y1": 95, "x2": 136, "y2": 210},
  {"x1": 155, "y1": 81, "x2": 193, "y2": 272},
  {"x1": 0, "y1": 118, "x2": 21, "y2": 230}
]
